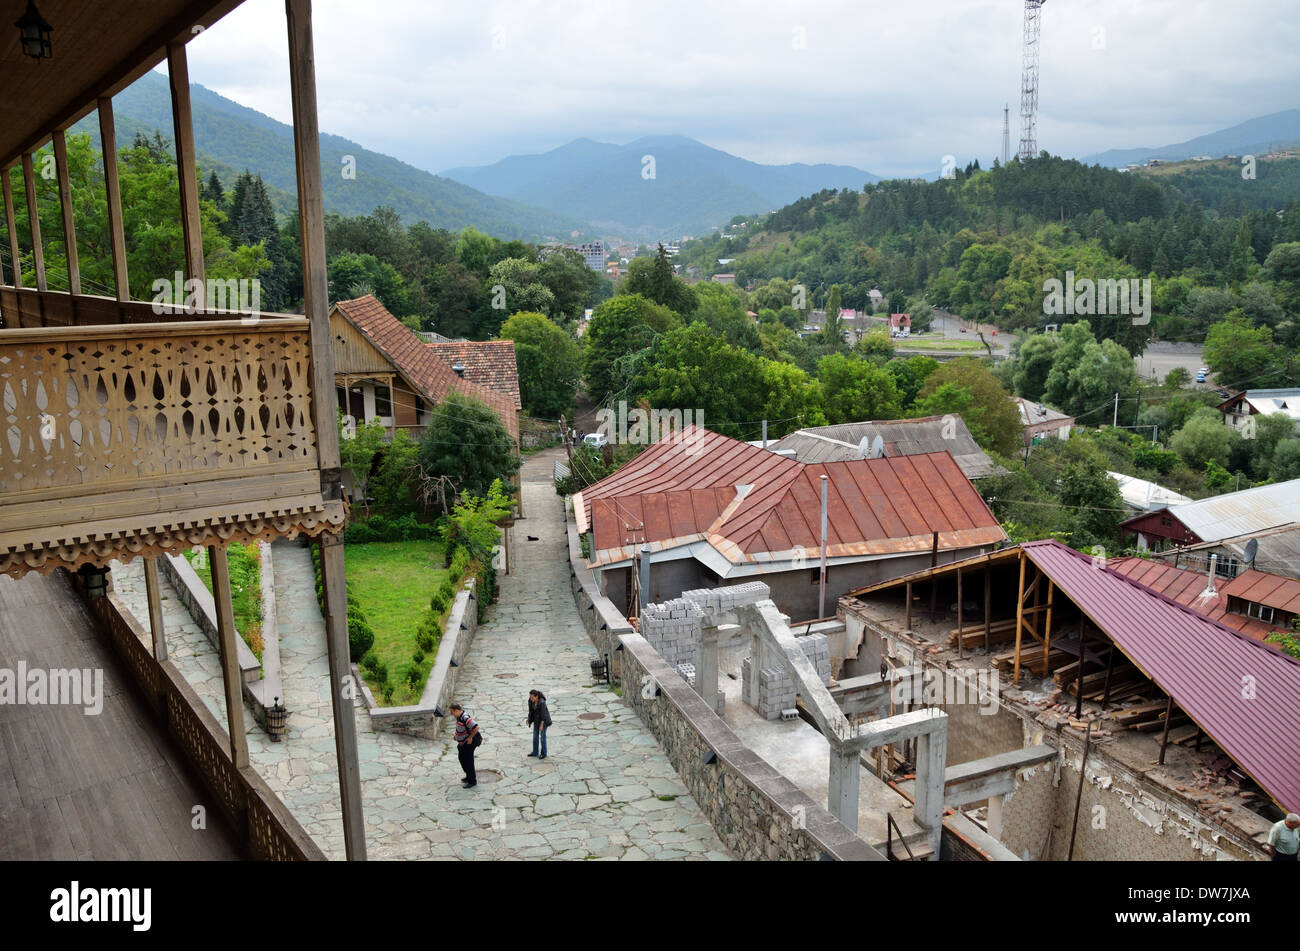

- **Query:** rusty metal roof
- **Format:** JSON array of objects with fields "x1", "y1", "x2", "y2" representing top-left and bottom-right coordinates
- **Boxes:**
[
  {"x1": 1222, "y1": 570, "x2": 1300, "y2": 615},
  {"x1": 577, "y1": 426, "x2": 1005, "y2": 568},
  {"x1": 1109, "y1": 558, "x2": 1285, "y2": 641},
  {"x1": 769, "y1": 417, "x2": 1005, "y2": 479},
  {"x1": 1021, "y1": 540, "x2": 1300, "y2": 815}
]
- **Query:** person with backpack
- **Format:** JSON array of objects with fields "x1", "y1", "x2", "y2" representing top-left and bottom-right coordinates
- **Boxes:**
[
  {"x1": 448, "y1": 702, "x2": 482, "y2": 787},
  {"x1": 525, "y1": 689, "x2": 552, "y2": 759}
]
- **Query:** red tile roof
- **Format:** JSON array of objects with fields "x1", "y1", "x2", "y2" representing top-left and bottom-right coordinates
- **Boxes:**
[
  {"x1": 1109, "y1": 557, "x2": 1286, "y2": 640},
  {"x1": 1222, "y1": 570, "x2": 1300, "y2": 615},
  {"x1": 1022, "y1": 540, "x2": 1300, "y2": 814},
  {"x1": 426, "y1": 340, "x2": 521, "y2": 410},
  {"x1": 331, "y1": 296, "x2": 518, "y2": 440},
  {"x1": 575, "y1": 426, "x2": 1005, "y2": 567}
]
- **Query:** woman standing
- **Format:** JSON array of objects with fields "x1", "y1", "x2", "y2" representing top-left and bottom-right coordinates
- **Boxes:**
[{"x1": 525, "y1": 689, "x2": 552, "y2": 759}]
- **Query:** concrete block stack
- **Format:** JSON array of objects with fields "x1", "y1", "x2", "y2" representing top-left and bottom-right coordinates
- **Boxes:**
[
  {"x1": 680, "y1": 581, "x2": 771, "y2": 621},
  {"x1": 798, "y1": 632, "x2": 832, "y2": 686},
  {"x1": 639, "y1": 597, "x2": 703, "y2": 667},
  {"x1": 758, "y1": 666, "x2": 796, "y2": 720},
  {"x1": 675, "y1": 662, "x2": 696, "y2": 687}
]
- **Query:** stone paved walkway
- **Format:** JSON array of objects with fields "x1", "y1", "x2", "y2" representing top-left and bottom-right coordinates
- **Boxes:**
[{"x1": 112, "y1": 450, "x2": 728, "y2": 860}]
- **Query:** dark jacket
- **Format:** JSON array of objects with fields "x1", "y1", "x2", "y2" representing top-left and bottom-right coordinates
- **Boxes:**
[{"x1": 534, "y1": 698, "x2": 552, "y2": 728}]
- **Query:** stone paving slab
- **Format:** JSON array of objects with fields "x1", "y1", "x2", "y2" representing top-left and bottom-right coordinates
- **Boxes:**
[{"x1": 112, "y1": 450, "x2": 728, "y2": 861}]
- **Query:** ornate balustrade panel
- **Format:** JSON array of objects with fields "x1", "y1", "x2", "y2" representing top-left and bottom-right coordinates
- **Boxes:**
[{"x1": 0, "y1": 319, "x2": 345, "y2": 577}]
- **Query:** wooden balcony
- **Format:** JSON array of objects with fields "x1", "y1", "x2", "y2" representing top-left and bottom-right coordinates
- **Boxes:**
[{"x1": 0, "y1": 308, "x2": 345, "y2": 577}]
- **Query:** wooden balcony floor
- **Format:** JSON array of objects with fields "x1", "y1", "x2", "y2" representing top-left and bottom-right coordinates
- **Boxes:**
[{"x1": 0, "y1": 572, "x2": 241, "y2": 860}]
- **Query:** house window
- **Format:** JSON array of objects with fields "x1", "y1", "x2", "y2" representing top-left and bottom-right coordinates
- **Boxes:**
[
  {"x1": 1216, "y1": 556, "x2": 1238, "y2": 578},
  {"x1": 810, "y1": 567, "x2": 821, "y2": 585},
  {"x1": 1160, "y1": 515, "x2": 1171, "y2": 527},
  {"x1": 1247, "y1": 602, "x2": 1275, "y2": 623},
  {"x1": 374, "y1": 385, "x2": 392, "y2": 417}
]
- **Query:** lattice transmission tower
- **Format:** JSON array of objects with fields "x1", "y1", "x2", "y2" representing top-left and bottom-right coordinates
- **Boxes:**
[{"x1": 1017, "y1": 0, "x2": 1046, "y2": 161}]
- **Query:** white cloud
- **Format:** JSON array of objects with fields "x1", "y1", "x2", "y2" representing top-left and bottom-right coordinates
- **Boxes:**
[{"x1": 180, "y1": 0, "x2": 1300, "y2": 178}]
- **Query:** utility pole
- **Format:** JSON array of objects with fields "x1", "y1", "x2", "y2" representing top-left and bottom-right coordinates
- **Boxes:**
[{"x1": 1113, "y1": 392, "x2": 1119, "y2": 428}]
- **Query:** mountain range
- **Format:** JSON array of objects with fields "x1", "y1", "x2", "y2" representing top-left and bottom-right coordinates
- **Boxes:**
[
  {"x1": 442, "y1": 135, "x2": 879, "y2": 239},
  {"x1": 1077, "y1": 109, "x2": 1300, "y2": 168},
  {"x1": 71, "y1": 71, "x2": 587, "y2": 242}
]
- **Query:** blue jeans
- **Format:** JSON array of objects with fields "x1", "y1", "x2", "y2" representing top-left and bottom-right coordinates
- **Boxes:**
[{"x1": 531, "y1": 722, "x2": 548, "y2": 756}]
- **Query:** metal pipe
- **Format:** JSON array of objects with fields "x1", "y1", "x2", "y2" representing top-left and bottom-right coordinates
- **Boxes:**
[
  {"x1": 1067, "y1": 722, "x2": 1093, "y2": 861},
  {"x1": 639, "y1": 543, "x2": 651, "y2": 613},
  {"x1": 762, "y1": 419, "x2": 768, "y2": 449}
]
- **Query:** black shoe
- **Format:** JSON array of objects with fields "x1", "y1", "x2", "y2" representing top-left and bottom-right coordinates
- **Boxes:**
[
  {"x1": 463, "y1": 781, "x2": 477, "y2": 788},
  {"x1": 538, "y1": 754, "x2": 547, "y2": 760},
  {"x1": 527, "y1": 752, "x2": 538, "y2": 757}
]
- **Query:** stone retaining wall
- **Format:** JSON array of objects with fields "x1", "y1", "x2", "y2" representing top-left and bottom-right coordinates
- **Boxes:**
[
  {"x1": 618, "y1": 632, "x2": 881, "y2": 861},
  {"x1": 159, "y1": 551, "x2": 274, "y2": 730},
  {"x1": 355, "y1": 578, "x2": 478, "y2": 741},
  {"x1": 564, "y1": 503, "x2": 880, "y2": 861}
]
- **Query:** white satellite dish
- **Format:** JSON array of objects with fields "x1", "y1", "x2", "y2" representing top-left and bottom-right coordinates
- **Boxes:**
[{"x1": 869, "y1": 434, "x2": 886, "y2": 459}]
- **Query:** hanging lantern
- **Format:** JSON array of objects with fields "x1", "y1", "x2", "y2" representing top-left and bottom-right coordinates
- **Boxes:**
[{"x1": 15, "y1": 2, "x2": 52, "y2": 61}]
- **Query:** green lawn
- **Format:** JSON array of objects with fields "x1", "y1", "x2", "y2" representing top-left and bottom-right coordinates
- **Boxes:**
[
  {"x1": 184, "y1": 543, "x2": 264, "y2": 660},
  {"x1": 346, "y1": 540, "x2": 449, "y2": 690}
]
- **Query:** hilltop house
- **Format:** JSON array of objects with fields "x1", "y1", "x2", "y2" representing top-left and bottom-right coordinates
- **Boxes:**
[
  {"x1": 573, "y1": 427, "x2": 1006, "y2": 621},
  {"x1": 1013, "y1": 396, "x2": 1073, "y2": 446},
  {"x1": 1218, "y1": 388, "x2": 1300, "y2": 433},
  {"x1": 329, "y1": 295, "x2": 519, "y2": 443}
]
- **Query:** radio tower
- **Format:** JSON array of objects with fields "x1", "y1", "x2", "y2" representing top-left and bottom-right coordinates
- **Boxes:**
[
  {"x1": 1001, "y1": 104, "x2": 1011, "y2": 165},
  {"x1": 1017, "y1": 0, "x2": 1046, "y2": 161}
]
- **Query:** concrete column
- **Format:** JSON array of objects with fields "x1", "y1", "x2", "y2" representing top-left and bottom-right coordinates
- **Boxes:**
[
  {"x1": 698, "y1": 625, "x2": 720, "y2": 716},
  {"x1": 746, "y1": 632, "x2": 762, "y2": 708},
  {"x1": 827, "y1": 745, "x2": 860, "y2": 832},
  {"x1": 986, "y1": 793, "x2": 1004, "y2": 841},
  {"x1": 914, "y1": 720, "x2": 949, "y2": 855}
]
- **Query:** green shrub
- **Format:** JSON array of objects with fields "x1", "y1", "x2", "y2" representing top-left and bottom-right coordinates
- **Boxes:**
[
  {"x1": 405, "y1": 665, "x2": 423, "y2": 690},
  {"x1": 381, "y1": 682, "x2": 395, "y2": 703},
  {"x1": 361, "y1": 653, "x2": 379, "y2": 674},
  {"x1": 345, "y1": 512, "x2": 441, "y2": 544},
  {"x1": 413, "y1": 648, "x2": 426, "y2": 665},
  {"x1": 437, "y1": 577, "x2": 456, "y2": 605},
  {"x1": 416, "y1": 630, "x2": 435, "y2": 653},
  {"x1": 449, "y1": 546, "x2": 472, "y2": 582},
  {"x1": 348, "y1": 613, "x2": 374, "y2": 661}
]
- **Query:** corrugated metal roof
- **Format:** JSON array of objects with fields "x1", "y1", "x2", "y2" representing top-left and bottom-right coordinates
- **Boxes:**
[
  {"x1": 1107, "y1": 471, "x2": 1192, "y2": 513},
  {"x1": 1022, "y1": 540, "x2": 1300, "y2": 814},
  {"x1": 576, "y1": 427, "x2": 1005, "y2": 568},
  {"x1": 1108, "y1": 557, "x2": 1284, "y2": 640},
  {"x1": 1135, "y1": 479, "x2": 1300, "y2": 542},
  {"x1": 768, "y1": 416, "x2": 1005, "y2": 479},
  {"x1": 1222, "y1": 570, "x2": 1300, "y2": 615}
]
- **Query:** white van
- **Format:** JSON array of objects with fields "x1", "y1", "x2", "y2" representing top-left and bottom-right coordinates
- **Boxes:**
[{"x1": 583, "y1": 432, "x2": 609, "y2": 449}]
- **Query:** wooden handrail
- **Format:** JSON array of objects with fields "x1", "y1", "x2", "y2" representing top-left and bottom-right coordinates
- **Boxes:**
[{"x1": 0, "y1": 316, "x2": 308, "y2": 342}]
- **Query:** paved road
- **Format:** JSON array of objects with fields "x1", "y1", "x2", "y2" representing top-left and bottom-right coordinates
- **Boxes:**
[
  {"x1": 112, "y1": 450, "x2": 728, "y2": 861},
  {"x1": 1136, "y1": 341, "x2": 1206, "y2": 384}
]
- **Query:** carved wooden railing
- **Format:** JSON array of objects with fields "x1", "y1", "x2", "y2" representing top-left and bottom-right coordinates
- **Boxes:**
[
  {"x1": 0, "y1": 285, "x2": 274, "y2": 328},
  {"x1": 89, "y1": 588, "x2": 325, "y2": 860},
  {"x1": 0, "y1": 317, "x2": 345, "y2": 576}
]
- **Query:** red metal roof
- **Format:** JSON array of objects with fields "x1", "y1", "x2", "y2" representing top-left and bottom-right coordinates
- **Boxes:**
[
  {"x1": 1109, "y1": 557, "x2": 1285, "y2": 641},
  {"x1": 1222, "y1": 570, "x2": 1300, "y2": 615},
  {"x1": 332, "y1": 296, "x2": 519, "y2": 440},
  {"x1": 577, "y1": 426, "x2": 1004, "y2": 567},
  {"x1": 1023, "y1": 540, "x2": 1300, "y2": 814}
]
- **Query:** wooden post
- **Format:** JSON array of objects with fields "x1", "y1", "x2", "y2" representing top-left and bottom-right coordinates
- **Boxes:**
[
  {"x1": 956, "y1": 565, "x2": 963, "y2": 659},
  {"x1": 2, "y1": 166, "x2": 20, "y2": 288},
  {"x1": 318, "y1": 535, "x2": 367, "y2": 859},
  {"x1": 52, "y1": 131, "x2": 80, "y2": 295},
  {"x1": 1013, "y1": 550, "x2": 1026, "y2": 682},
  {"x1": 1075, "y1": 622, "x2": 1087, "y2": 719},
  {"x1": 1100, "y1": 639, "x2": 1117, "y2": 709},
  {"x1": 20, "y1": 153, "x2": 45, "y2": 291},
  {"x1": 97, "y1": 98, "x2": 129, "y2": 301},
  {"x1": 1067, "y1": 722, "x2": 1092, "y2": 861},
  {"x1": 1041, "y1": 579, "x2": 1054, "y2": 676},
  {"x1": 209, "y1": 545, "x2": 249, "y2": 769},
  {"x1": 168, "y1": 43, "x2": 204, "y2": 308},
  {"x1": 1158, "y1": 694, "x2": 1174, "y2": 765},
  {"x1": 927, "y1": 531, "x2": 939, "y2": 621},
  {"x1": 983, "y1": 560, "x2": 991, "y2": 652},
  {"x1": 143, "y1": 557, "x2": 167, "y2": 662},
  {"x1": 288, "y1": 0, "x2": 365, "y2": 860},
  {"x1": 904, "y1": 580, "x2": 912, "y2": 632}
]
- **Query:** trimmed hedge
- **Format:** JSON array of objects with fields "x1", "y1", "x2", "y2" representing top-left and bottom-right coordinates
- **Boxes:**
[
  {"x1": 310, "y1": 546, "x2": 375, "y2": 661},
  {"x1": 345, "y1": 513, "x2": 441, "y2": 544}
]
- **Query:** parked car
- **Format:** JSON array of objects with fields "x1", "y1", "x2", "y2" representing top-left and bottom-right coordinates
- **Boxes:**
[
  {"x1": 583, "y1": 432, "x2": 608, "y2": 448},
  {"x1": 1195, "y1": 370, "x2": 1207, "y2": 383}
]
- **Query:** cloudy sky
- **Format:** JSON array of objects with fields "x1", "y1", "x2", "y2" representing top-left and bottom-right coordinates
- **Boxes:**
[{"x1": 181, "y1": 0, "x2": 1300, "y2": 179}]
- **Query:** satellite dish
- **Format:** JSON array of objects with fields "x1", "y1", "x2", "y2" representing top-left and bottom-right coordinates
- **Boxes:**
[
  {"x1": 1244, "y1": 538, "x2": 1259, "y2": 567},
  {"x1": 869, "y1": 434, "x2": 886, "y2": 459},
  {"x1": 857, "y1": 436, "x2": 870, "y2": 459}
]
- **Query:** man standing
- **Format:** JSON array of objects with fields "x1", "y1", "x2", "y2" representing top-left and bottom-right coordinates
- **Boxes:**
[
  {"x1": 449, "y1": 702, "x2": 481, "y2": 788},
  {"x1": 1266, "y1": 813, "x2": 1300, "y2": 861},
  {"x1": 526, "y1": 689, "x2": 552, "y2": 759}
]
